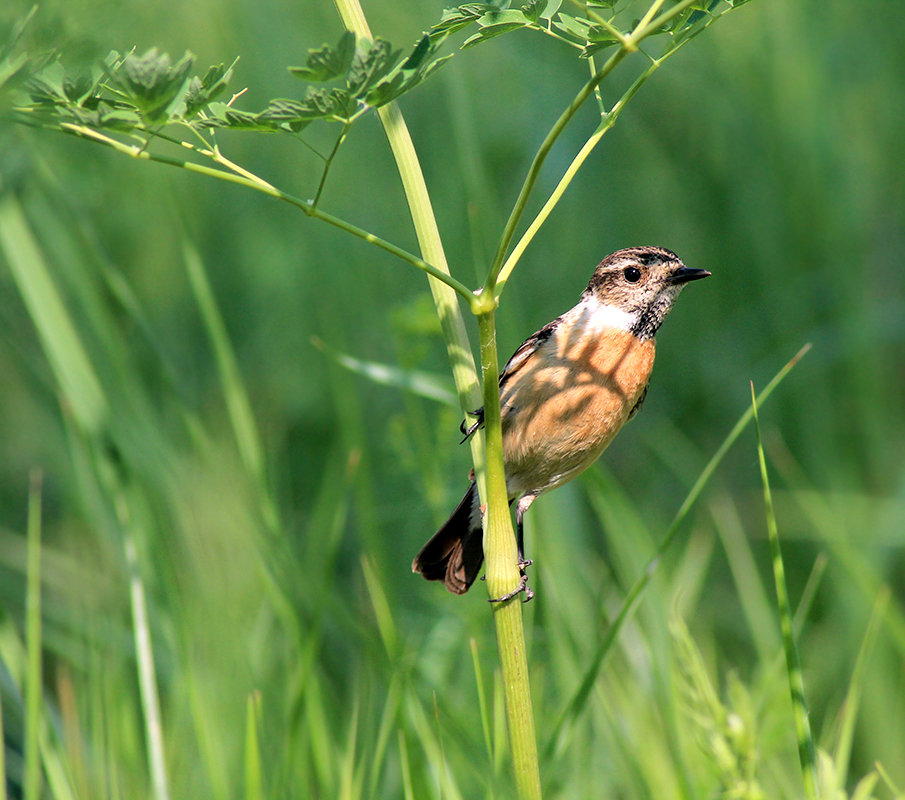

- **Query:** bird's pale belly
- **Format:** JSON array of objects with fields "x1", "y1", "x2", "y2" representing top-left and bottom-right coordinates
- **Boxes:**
[{"x1": 500, "y1": 328, "x2": 655, "y2": 497}]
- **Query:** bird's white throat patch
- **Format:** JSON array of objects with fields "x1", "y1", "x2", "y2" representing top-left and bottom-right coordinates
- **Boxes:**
[{"x1": 578, "y1": 294, "x2": 639, "y2": 334}]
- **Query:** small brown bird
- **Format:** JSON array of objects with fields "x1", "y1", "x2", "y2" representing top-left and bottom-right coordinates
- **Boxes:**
[{"x1": 412, "y1": 246, "x2": 710, "y2": 599}]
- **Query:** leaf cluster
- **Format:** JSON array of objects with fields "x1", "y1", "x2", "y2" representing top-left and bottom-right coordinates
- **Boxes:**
[
  {"x1": 433, "y1": 0, "x2": 751, "y2": 57},
  {"x1": 4, "y1": 0, "x2": 753, "y2": 144},
  {"x1": 10, "y1": 47, "x2": 235, "y2": 133},
  {"x1": 5, "y1": 21, "x2": 453, "y2": 139}
]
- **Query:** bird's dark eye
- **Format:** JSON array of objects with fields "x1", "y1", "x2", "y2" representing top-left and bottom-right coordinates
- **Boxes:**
[{"x1": 623, "y1": 266, "x2": 642, "y2": 283}]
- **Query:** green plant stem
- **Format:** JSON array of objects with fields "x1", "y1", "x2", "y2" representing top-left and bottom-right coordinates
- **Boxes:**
[
  {"x1": 495, "y1": 122, "x2": 606, "y2": 298},
  {"x1": 477, "y1": 310, "x2": 542, "y2": 800},
  {"x1": 333, "y1": 1, "x2": 540, "y2": 795},
  {"x1": 485, "y1": 0, "x2": 703, "y2": 294},
  {"x1": 495, "y1": 0, "x2": 729, "y2": 297},
  {"x1": 484, "y1": 47, "x2": 629, "y2": 293},
  {"x1": 330, "y1": 0, "x2": 482, "y2": 416},
  {"x1": 43, "y1": 121, "x2": 476, "y2": 303},
  {"x1": 495, "y1": 51, "x2": 672, "y2": 296},
  {"x1": 751, "y1": 383, "x2": 818, "y2": 800}
]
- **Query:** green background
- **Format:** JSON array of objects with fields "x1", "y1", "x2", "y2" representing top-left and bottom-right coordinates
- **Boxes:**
[{"x1": 1, "y1": 1, "x2": 903, "y2": 798}]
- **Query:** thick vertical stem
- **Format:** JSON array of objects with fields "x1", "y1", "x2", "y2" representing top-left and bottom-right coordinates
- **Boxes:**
[
  {"x1": 477, "y1": 309, "x2": 542, "y2": 800},
  {"x1": 332, "y1": 0, "x2": 481, "y2": 420},
  {"x1": 332, "y1": 3, "x2": 541, "y2": 794}
]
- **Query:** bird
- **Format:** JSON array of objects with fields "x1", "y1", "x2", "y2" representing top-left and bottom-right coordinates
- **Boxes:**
[{"x1": 412, "y1": 246, "x2": 710, "y2": 601}]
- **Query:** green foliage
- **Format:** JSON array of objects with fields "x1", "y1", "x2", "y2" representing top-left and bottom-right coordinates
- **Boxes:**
[
  {"x1": 2, "y1": 0, "x2": 905, "y2": 798},
  {"x1": 6, "y1": 24, "x2": 453, "y2": 137},
  {"x1": 3, "y1": 0, "x2": 746, "y2": 146}
]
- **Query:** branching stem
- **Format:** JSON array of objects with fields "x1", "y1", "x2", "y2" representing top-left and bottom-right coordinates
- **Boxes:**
[{"x1": 52, "y1": 122, "x2": 475, "y2": 301}]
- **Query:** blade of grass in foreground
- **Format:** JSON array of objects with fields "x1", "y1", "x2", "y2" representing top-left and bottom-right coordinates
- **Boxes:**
[
  {"x1": 24, "y1": 470, "x2": 43, "y2": 800},
  {"x1": 0, "y1": 687, "x2": 5, "y2": 800},
  {"x1": 182, "y1": 239, "x2": 281, "y2": 536},
  {"x1": 545, "y1": 343, "x2": 811, "y2": 759},
  {"x1": 244, "y1": 692, "x2": 264, "y2": 800},
  {"x1": 833, "y1": 588, "x2": 887, "y2": 791},
  {"x1": 751, "y1": 381, "x2": 818, "y2": 800}
]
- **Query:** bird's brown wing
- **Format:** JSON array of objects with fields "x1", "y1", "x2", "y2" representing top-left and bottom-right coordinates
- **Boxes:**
[{"x1": 459, "y1": 315, "x2": 563, "y2": 442}]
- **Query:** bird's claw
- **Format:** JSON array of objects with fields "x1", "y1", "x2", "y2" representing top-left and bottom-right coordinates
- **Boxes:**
[{"x1": 487, "y1": 560, "x2": 535, "y2": 603}]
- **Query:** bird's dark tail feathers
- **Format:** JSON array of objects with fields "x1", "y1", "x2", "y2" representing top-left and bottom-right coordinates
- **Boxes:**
[{"x1": 412, "y1": 482, "x2": 483, "y2": 594}]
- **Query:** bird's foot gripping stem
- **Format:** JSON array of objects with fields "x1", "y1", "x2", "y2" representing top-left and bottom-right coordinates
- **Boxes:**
[{"x1": 488, "y1": 560, "x2": 534, "y2": 604}]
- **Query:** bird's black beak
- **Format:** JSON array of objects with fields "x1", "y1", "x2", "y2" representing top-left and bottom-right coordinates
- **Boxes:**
[{"x1": 669, "y1": 267, "x2": 712, "y2": 285}]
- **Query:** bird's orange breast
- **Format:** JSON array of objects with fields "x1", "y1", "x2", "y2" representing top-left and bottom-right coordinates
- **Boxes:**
[{"x1": 500, "y1": 324, "x2": 655, "y2": 496}]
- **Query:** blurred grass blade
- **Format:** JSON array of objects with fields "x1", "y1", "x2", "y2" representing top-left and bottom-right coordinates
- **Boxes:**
[
  {"x1": 833, "y1": 587, "x2": 888, "y2": 790},
  {"x1": 406, "y1": 694, "x2": 466, "y2": 800},
  {"x1": 186, "y1": 665, "x2": 230, "y2": 800},
  {"x1": 182, "y1": 239, "x2": 280, "y2": 534},
  {"x1": 711, "y1": 494, "x2": 779, "y2": 661},
  {"x1": 874, "y1": 762, "x2": 904, "y2": 797},
  {"x1": 750, "y1": 381, "x2": 817, "y2": 800},
  {"x1": 791, "y1": 553, "x2": 827, "y2": 637},
  {"x1": 24, "y1": 470, "x2": 42, "y2": 800},
  {"x1": 361, "y1": 556, "x2": 398, "y2": 659},
  {"x1": 369, "y1": 676, "x2": 402, "y2": 798},
  {"x1": 117, "y1": 493, "x2": 171, "y2": 800},
  {"x1": 0, "y1": 195, "x2": 108, "y2": 434},
  {"x1": 772, "y1": 454, "x2": 905, "y2": 658},
  {"x1": 0, "y1": 687, "x2": 5, "y2": 800},
  {"x1": 545, "y1": 344, "x2": 811, "y2": 759},
  {"x1": 312, "y1": 336, "x2": 457, "y2": 406},
  {"x1": 244, "y1": 692, "x2": 263, "y2": 800},
  {"x1": 305, "y1": 673, "x2": 335, "y2": 795},
  {"x1": 397, "y1": 730, "x2": 414, "y2": 800},
  {"x1": 338, "y1": 699, "x2": 361, "y2": 800},
  {"x1": 470, "y1": 638, "x2": 494, "y2": 764}
]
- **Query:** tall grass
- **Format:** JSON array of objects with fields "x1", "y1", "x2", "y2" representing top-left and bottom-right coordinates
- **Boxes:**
[{"x1": 1, "y1": 0, "x2": 905, "y2": 798}]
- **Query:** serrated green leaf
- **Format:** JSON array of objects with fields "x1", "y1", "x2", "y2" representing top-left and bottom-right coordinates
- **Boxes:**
[
  {"x1": 587, "y1": 24, "x2": 620, "y2": 44},
  {"x1": 539, "y1": 0, "x2": 562, "y2": 19},
  {"x1": 288, "y1": 30, "x2": 355, "y2": 82},
  {"x1": 303, "y1": 86, "x2": 359, "y2": 120},
  {"x1": 580, "y1": 21, "x2": 621, "y2": 57},
  {"x1": 461, "y1": 23, "x2": 527, "y2": 49},
  {"x1": 0, "y1": 51, "x2": 31, "y2": 96},
  {"x1": 364, "y1": 71, "x2": 406, "y2": 108},
  {"x1": 581, "y1": 40, "x2": 619, "y2": 58},
  {"x1": 258, "y1": 98, "x2": 309, "y2": 120},
  {"x1": 198, "y1": 103, "x2": 278, "y2": 131},
  {"x1": 26, "y1": 76, "x2": 66, "y2": 106},
  {"x1": 363, "y1": 33, "x2": 452, "y2": 107},
  {"x1": 62, "y1": 69, "x2": 94, "y2": 103},
  {"x1": 477, "y1": 8, "x2": 530, "y2": 27},
  {"x1": 401, "y1": 33, "x2": 431, "y2": 71},
  {"x1": 107, "y1": 48, "x2": 195, "y2": 123},
  {"x1": 520, "y1": 0, "x2": 547, "y2": 23},
  {"x1": 97, "y1": 108, "x2": 143, "y2": 131},
  {"x1": 184, "y1": 59, "x2": 235, "y2": 117},
  {"x1": 257, "y1": 97, "x2": 316, "y2": 131},
  {"x1": 461, "y1": 10, "x2": 531, "y2": 49},
  {"x1": 430, "y1": 6, "x2": 487, "y2": 37},
  {"x1": 552, "y1": 12, "x2": 592, "y2": 40},
  {"x1": 347, "y1": 38, "x2": 401, "y2": 98}
]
